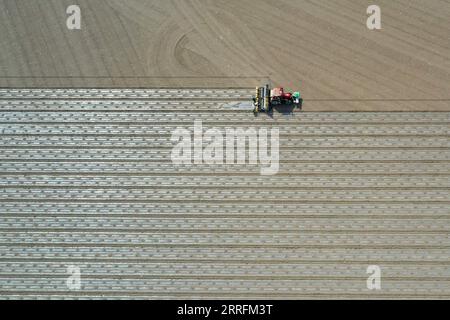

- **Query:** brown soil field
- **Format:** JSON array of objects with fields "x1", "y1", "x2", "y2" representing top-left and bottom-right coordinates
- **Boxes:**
[{"x1": 0, "y1": 0, "x2": 449, "y2": 110}]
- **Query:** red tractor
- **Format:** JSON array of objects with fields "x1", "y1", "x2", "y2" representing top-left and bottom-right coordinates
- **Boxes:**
[
  {"x1": 253, "y1": 84, "x2": 302, "y2": 114},
  {"x1": 270, "y1": 87, "x2": 294, "y2": 105}
]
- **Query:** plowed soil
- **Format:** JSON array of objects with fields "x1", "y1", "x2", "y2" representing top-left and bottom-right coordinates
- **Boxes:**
[{"x1": 0, "y1": 0, "x2": 449, "y2": 110}]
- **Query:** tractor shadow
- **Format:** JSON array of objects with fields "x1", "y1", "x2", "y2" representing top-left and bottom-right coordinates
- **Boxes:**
[{"x1": 263, "y1": 99, "x2": 303, "y2": 118}]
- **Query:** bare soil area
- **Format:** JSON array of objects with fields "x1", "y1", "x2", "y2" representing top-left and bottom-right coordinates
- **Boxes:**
[{"x1": 0, "y1": 0, "x2": 449, "y2": 110}]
